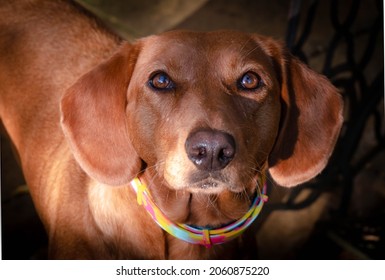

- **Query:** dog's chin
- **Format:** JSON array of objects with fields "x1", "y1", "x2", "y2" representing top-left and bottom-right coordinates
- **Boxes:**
[
  {"x1": 169, "y1": 178, "x2": 246, "y2": 195},
  {"x1": 186, "y1": 180, "x2": 228, "y2": 194}
]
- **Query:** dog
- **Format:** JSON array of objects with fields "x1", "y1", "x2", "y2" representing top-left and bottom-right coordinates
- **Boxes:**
[{"x1": 0, "y1": 0, "x2": 343, "y2": 259}]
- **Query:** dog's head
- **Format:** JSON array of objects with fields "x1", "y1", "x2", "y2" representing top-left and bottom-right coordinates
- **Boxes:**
[{"x1": 61, "y1": 30, "x2": 343, "y2": 225}]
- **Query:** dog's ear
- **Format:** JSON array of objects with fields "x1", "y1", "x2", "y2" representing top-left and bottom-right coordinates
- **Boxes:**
[
  {"x1": 263, "y1": 38, "x2": 343, "y2": 187},
  {"x1": 61, "y1": 42, "x2": 142, "y2": 186}
]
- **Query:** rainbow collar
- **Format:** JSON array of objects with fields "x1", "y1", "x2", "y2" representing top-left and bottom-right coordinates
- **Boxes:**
[{"x1": 130, "y1": 176, "x2": 268, "y2": 248}]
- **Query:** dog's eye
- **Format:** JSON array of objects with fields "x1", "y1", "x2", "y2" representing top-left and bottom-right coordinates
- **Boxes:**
[
  {"x1": 238, "y1": 72, "x2": 262, "y2": 91},
  {"x1": 149, "y1": 72, "x2": 174, "y2": 90}
]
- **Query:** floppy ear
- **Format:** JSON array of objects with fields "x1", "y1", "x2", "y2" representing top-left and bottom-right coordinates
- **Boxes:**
[
  {"x1": 60, "y1": 42, "x2": 142, "y2": 186},
  {"x1": 266, "y1": 42, "x2": 343, "y2": 187}
]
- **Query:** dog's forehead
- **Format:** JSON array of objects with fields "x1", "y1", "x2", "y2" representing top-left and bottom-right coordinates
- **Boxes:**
[{"x1": 138, "y1": 30, "x2": 268, "y2": 63}]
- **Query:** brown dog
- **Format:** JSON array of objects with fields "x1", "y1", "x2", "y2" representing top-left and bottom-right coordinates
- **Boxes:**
[{"x1": 0, "y1": 0, "x2": 343, "y2": 259}]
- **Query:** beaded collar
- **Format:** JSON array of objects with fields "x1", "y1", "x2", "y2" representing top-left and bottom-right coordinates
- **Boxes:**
[{"x1": 130, "y1": 175, "x2": 268, "y2": 248}]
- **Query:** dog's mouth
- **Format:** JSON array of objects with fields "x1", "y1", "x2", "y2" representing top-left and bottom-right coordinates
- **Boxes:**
[
  {"x1": 171, "y1": 170, "x2": 247, "y2": 194},
  {"x1": 200, "y1": 180, "x2": 218, "y2": 189},
  {"x1": 187, "y1": 177, "x2": 226, "y2": 194}
]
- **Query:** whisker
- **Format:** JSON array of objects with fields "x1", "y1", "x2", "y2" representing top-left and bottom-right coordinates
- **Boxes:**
[{"x1": 241, "y1": 44, "x2": 262, "y2": 60}]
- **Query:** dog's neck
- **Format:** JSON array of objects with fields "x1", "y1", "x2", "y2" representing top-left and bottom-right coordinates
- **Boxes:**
[
  {"x1": 131, "y1": 175, "x2": 267, "y2": 248},
  {"x1": 87, "y1": 169, "x2": 262, "y2": 259},
  {"x1": 141, "y1": 169, "x2": 257, "y2": 228}
]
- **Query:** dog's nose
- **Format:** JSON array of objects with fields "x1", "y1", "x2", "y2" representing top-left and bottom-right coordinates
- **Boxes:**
[{"x1": 185, "y1": 129, "x2": 236, "y2": 171}]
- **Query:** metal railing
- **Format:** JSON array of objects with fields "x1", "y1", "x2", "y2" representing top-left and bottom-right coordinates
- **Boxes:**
[{"x1": 258, "y1": 0, "x2": 384, "y2": 259}]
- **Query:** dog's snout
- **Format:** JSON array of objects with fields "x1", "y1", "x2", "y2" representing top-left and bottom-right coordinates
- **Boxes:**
[{"x1": 185, "y1": 130, "x2": 236, "y2": 171}]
